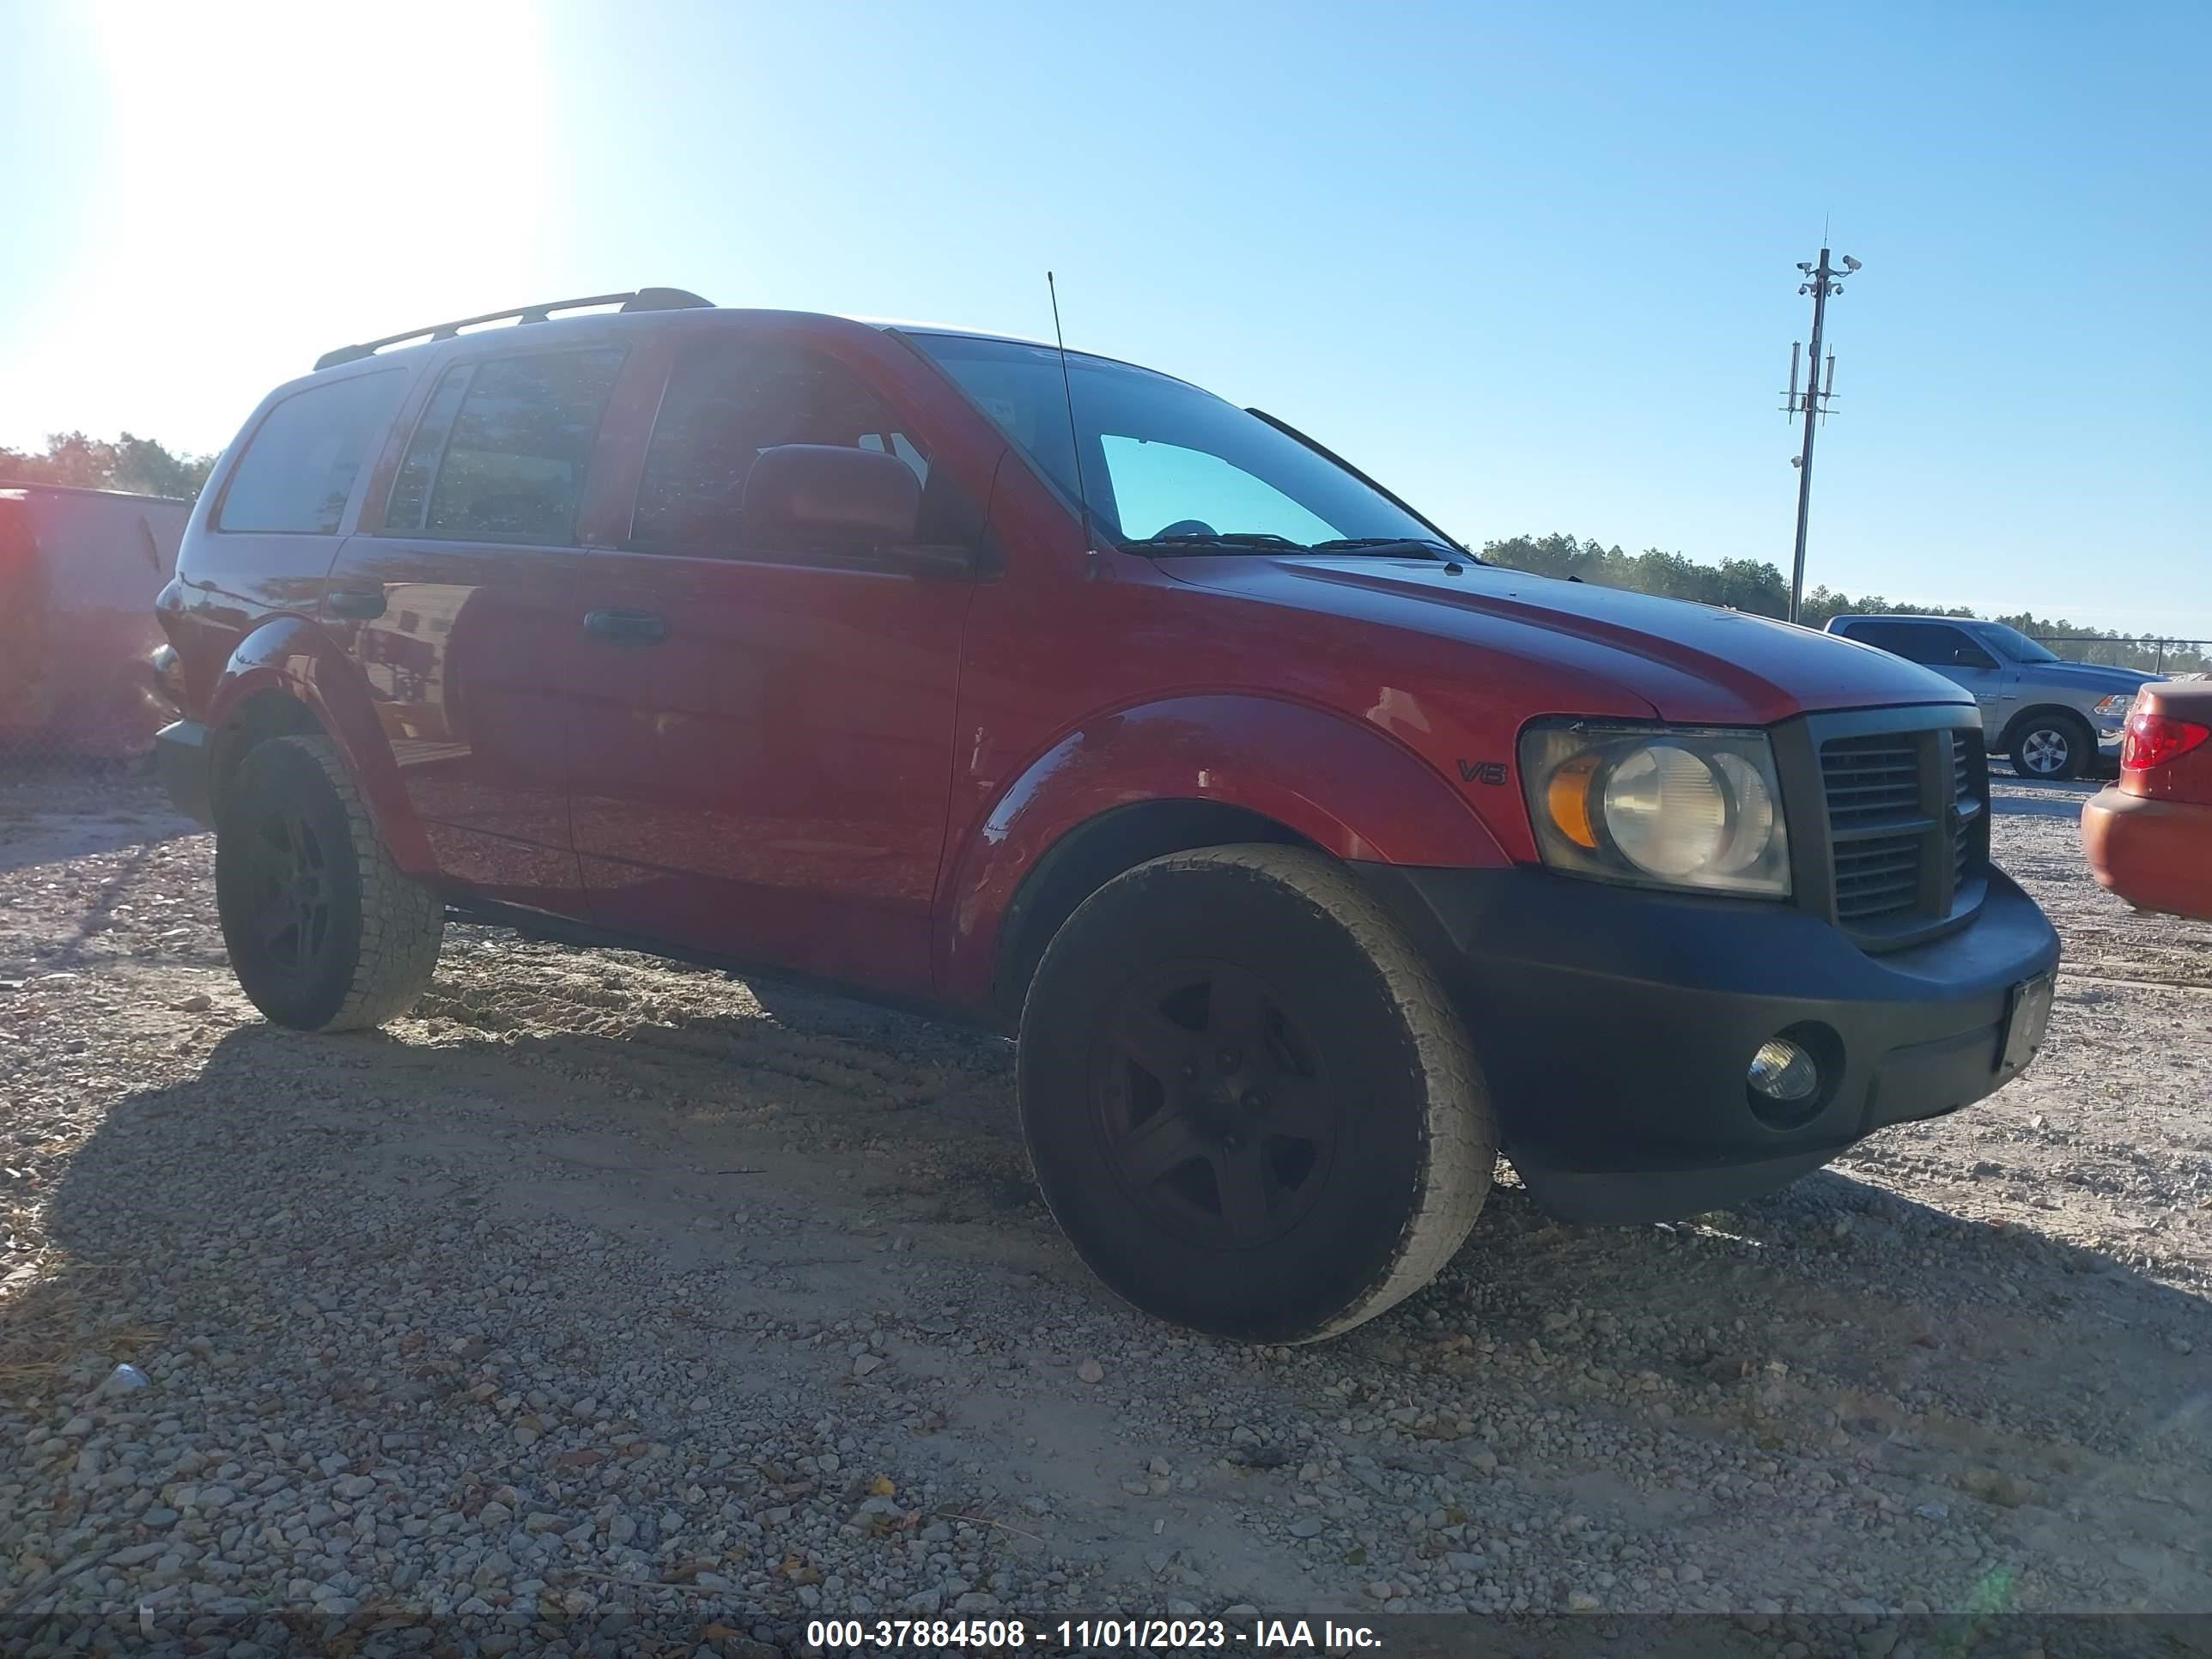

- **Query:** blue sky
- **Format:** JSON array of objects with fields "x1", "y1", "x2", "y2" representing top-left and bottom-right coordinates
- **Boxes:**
[{"x1": 5, "y1": 0, "x2": 2205, "y2": 633}]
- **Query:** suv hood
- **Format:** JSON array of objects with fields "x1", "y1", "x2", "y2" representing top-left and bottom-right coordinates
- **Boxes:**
[{"x1": 1160, "y1": 556, "x2": 1972, "y2": 726}]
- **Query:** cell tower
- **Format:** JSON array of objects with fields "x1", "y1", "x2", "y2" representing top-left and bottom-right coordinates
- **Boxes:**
[{"x1": 1782, "y1": 246, "x2": 1863, "y2": 624}]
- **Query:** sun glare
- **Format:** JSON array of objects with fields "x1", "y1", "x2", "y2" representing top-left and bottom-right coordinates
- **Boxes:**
[{"x1": 21, "y1": 1, "x2": 554, "y2": 452}]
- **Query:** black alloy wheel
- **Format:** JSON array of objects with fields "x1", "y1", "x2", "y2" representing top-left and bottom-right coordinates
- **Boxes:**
[
  {"x1": 1092, "y1": 958, "x2": 1338, "y2": 1249},
  {"x1": 1018, "y1": 844, "x2": 1495, "y2": 1343},
  {"x1": 246, "y1": 805, "x2": 337, "y2": 972}
]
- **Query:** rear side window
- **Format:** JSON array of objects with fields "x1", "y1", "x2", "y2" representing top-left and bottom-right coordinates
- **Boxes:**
[
  {"x1": 629, "y1": 341, "x2": 927, "y2": 553},
  {"x1": 1843, "y1": 620, "x2": 1939, "y2": 661},
  {"x1": 1845, "y1": 619, "x2": 2000, "y2": 669},
  {"x1": 382, "y1": 369, "x2": 471, "y2": 533},
  {"x1": 1841, "y1": 619, "x2": 1911, "y2": 655},
  {"x1": 382, "y1": 349, "x2": 624, "y2": 543},
  {"x1": 216, "y1": 371, "x2": 408, "y2": 534}
]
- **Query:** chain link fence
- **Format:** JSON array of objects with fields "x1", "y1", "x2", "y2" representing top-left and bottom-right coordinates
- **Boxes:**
[
  {"x1": 4, "y1": 474, "x2": 2203, "y2": 788},
  {"x1": 1, "y1": 484, "x2": 189, "y2": 782}
]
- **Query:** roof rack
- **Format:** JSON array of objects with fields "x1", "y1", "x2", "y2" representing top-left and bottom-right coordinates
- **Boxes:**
[{"x1": 313, "y1": 287, "x2": 714, "y2": 371}]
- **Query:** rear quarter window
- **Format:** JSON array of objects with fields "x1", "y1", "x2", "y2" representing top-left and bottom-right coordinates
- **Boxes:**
[{"x1": 216, "y1": 371, "x2": 409, "y2": 534}]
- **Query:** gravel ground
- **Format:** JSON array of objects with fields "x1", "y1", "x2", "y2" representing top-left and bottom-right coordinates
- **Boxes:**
[{"x1": 2, "y1": 764, "x2": 2208, "y2": 1655}]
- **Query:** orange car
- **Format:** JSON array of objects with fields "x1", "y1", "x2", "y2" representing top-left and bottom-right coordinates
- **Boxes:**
[
  {"x1": 2081, "y1": 681, "x2": 2212, "y2": 921},
  {"x1": 0, "y1": 483, "x2": 190, "y2": 758}
]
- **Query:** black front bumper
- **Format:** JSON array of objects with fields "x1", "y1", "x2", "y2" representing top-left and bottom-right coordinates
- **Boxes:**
[
  {"x1": 155, "y1": 719, "x2": 215, "y2": 829},
  {"x1": 1356, "y1": 863, "x2": 2061, "y2": 1223}
]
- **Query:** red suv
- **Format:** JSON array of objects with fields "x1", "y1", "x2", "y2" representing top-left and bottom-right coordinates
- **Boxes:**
[{"x1": 154, "y1": 288, "x2": 2061, "y2": 1342}]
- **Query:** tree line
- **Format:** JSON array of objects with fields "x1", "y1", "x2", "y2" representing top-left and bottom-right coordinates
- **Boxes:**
[
  {"x1": 3, "y1": 434, "x2": 2197, "y2": 674},
  {"x1": 1481, "y1": 533, "x2": 2205, "y2": 675},
  {"x1": 1, "y1": 431, "x2": 218, "y2": 501}
]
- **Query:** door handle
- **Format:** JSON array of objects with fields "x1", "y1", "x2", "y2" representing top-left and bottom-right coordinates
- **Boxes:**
[
  {"x1": 327, "y1": 587, "x2": 386, "y2": 620},
  {"x1": 584, "y1": 608, "x2": 669, "y2": 644}
]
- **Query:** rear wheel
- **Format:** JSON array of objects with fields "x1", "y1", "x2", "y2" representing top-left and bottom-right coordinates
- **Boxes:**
[
  {"x1": 2011, "y1": 713, "x2": 2090, "y2": 781},
  {"x1": 1018, "y1": 845, "x2": 1493, "y2": 1343},
  {"x1": 216, "y1": 735, "x2": 444, "y2": 1031}
]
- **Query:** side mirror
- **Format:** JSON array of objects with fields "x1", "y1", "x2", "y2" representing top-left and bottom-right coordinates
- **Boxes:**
[{"x1": 744, "y1": 445, "x2": 922, "y2": 550}]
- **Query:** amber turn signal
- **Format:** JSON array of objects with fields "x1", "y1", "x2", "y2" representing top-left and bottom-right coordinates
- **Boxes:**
[{"x1": 1545, "y1": 752, "x2": 1602, "y2": 849}]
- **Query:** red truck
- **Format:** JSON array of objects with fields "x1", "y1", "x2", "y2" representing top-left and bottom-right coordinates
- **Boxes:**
[
  {"x1": 1, "y1": 483, "x2": 190, "y2": 758},
  {"x1": 153, "y1": 289, "x2": 2061, "y2": 1342}
]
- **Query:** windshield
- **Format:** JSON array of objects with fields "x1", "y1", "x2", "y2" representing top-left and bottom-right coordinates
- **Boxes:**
[
  {"x1": 905, "y1": 332, "x2": 1450, "y2": 552},
  {"x1": 1981, "y1": 623, "x2": 2059, "y2": 664}
]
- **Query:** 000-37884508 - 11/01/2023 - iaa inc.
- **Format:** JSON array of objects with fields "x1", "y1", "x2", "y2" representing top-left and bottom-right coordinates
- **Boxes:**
[{"x1": 802, "y1": 1616, "x2": 1383, "y2": 1650}]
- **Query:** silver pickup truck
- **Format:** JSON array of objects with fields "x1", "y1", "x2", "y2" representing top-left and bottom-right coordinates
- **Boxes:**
[{"x1": 1824, "y1": 614, "x2": 2157, "y2": 781}]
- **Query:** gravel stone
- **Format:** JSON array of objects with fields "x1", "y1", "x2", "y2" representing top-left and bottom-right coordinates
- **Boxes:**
[{"x1": 0, "y1": 770, "x2": 2203, "y2": 1639}]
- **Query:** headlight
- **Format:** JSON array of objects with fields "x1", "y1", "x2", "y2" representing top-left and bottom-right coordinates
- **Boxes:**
[
  {"x1": 1518, "y1": 721, "x2": 1791, "y2": 897},
  {"x1": 2094, "y1": 694, "x2": 2132, "y2": 719}
]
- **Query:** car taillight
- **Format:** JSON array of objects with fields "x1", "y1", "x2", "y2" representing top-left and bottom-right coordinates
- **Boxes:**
[{"x1": 2120, "y1": 708, "x2": 2211, "y2": 772}]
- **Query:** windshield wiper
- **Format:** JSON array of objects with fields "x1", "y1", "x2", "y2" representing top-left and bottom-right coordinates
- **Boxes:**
[
  {"x1": 1304, "y1": 537, "x2": 1471, "y2": 562},
  {"x1": 1128, "y1": 532, "x2": 1310, "y2": 555},
  {"x1": 1127, "y1": 532, "x2": 1478, "y2": 563}
]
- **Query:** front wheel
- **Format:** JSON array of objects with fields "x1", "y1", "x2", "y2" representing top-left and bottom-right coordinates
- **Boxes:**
[
  {"x1": 1018, "y1": 845, "x2": 1494, "y2": 1343},
  {"x1": 2011, "y1": 713, "x2": 2091, "y2": 781}
]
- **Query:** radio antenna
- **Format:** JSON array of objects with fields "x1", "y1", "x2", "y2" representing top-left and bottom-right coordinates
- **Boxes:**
[{"x1": 1046, "y1": 271, "x2": 1098, "y2": 573}]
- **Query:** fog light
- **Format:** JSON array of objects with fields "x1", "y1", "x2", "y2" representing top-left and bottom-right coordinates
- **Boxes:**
[{"x1": 1747, "y1": 1037, "x2": 1819, "y2": 1103}]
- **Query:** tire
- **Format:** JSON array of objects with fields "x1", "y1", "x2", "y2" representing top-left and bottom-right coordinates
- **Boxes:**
[
  {"x1": 1017, "y1": 844, "x2": 1494, "y2": 1343},
  {"x1": 215, "y1": 734, "x2": 444, "y2": 1031},
  {"x1": 2010, "y1": 712, "x2": 2090, "y2": 782}
]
